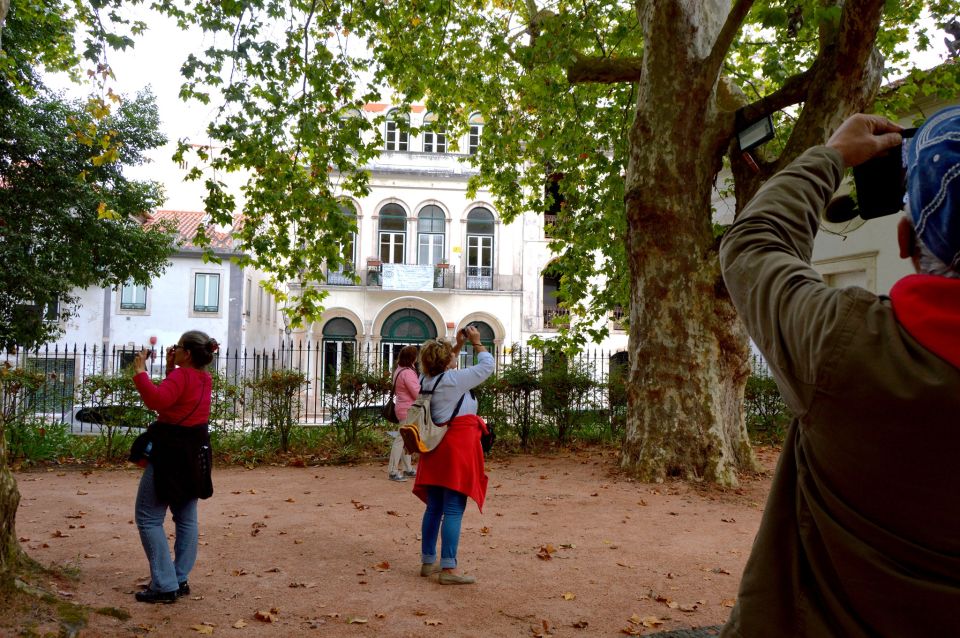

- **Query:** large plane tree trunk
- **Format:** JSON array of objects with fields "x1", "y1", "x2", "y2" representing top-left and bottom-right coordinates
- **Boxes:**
[
  {"x1": 620, "y1": 1, "x2": 756, "y2": 485},
  {"x1": 619, "y1": 0, "x2": 887, "y2": 485}
]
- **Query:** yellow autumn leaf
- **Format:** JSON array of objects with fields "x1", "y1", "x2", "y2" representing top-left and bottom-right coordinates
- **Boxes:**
[
  {"x1": 562, "y1": 592, "x2": 576, "y2": 600},
  {"x1": 191, "y1": 625, "x2": 214, "y2": 634}
]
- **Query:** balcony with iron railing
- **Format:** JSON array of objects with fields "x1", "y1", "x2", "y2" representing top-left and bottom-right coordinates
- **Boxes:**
[
  {"x1": 611, "y1": 306, "x2": 627, "y2": 331},
  {"x1": 323, "y1": 264, "x2": 519, "y2": 292},
  {"x1": 543, "y1": 306, "x2": 570, "y2": 329}
]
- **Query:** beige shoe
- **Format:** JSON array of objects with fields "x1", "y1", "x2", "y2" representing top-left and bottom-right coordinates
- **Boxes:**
[
  {"x1": 438, "y1": 571, "x2": 476, "y2": 585},
  {"x1": 420, "y1": 563, "x2": 440, "y2": 577}
]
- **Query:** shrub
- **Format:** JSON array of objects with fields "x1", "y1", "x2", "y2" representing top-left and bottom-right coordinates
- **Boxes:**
[
  {"x1": 744, "y1": 373, "x2": 790, "y2": 444},
  {"x1": 495, "y1": 347, "x2": 540, "y2": 448},
  {"x1": 540, "y1": 351, "x2": 596, "y2": 445},
  {"x1": 76, "y1": 370, "x2": 153, "y2": 461},
  {"x1": 328, "y1": 360, "x2": 390, "y2": 445},
  {"x1": 1, "y1": 364, "x2": 50, "y2": 465},
  {"x1": 245, "y1": 369, "x2": 308, "y2": 453},
  {"x1": 209, "y1": 371, "x2": 244, "y2": 432},
  {"x1": 5, "y1": 417, "x2": 72, "y2": 466}
]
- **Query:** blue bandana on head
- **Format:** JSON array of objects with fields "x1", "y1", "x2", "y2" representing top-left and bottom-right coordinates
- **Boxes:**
[{"x1": 904, "y1": 105, "x2": 960, "y2": 270}]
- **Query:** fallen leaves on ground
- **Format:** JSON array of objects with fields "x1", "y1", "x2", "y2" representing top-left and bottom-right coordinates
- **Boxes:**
[
  {"x1": 386, "y1": 510, "x2": 402, "y2": 516},
  {"x1": 537, "y1": 544, "x2": 556, "y2": 560},
  {"x1": 571, "y1": 620, "x2": 589, "y2": 629},
  {"x1": 254, "y1": 609, "x2": 278, "y2": 623},
  {"x1": 347, "y1": 617, "x2": 368, "y2": 624},
  {"x1": 562, "y1": 592, "x2": 576, "y2": 601},
  {"x1": 424, "y1": 619, "x2": 442, "y2": 626},
  {"x1": 231, "y1": 568, "x2": 249, "y2": 577},
  {"x1": 531, "y1": 619, "x2": 553, "y2": 636},
  {"x1": 232, "y1": 620, "x2": 247, "y2": 629},
  {"x1": 191, "y1": 622, "x2": 215, "y2": 634},
  {"x1": 374, "y1": 561, "x2": 390, "y2": 571},
  {"x1": 351, "y1": 500, "x2": 370, "y2": 510}
]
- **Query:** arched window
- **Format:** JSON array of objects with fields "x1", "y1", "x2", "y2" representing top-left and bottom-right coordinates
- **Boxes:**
[
  {"x1": 380, "y1": 308, "x2": 438, "y2": 367},
  {"x1": 423, "y1": 112, "x2": 446, "y2": 153},
  {"x1": 468, "y1": 112, "x2": 484, "y2": 155},
  {"x1": 378, "y1": 203, "x2": 407, "y2": 264},
  {"x1": 328, "y1": 202, "x2": 358, "y2": 285},
  {"x1": 466, "y1": 207, "x2": 494, "y2": 290},
  {"x1": 385, "y1": 109, "x2": 409, "y2": 151},
  {"x1": 322, "y1": 318, "x2": 357, "y2": 393},
  {"x1": 459, "y1": 320, "x2": 496, "y2": 367},
  {"x1": 417, "y1": 205, "x2": 446, "y2": 266}
]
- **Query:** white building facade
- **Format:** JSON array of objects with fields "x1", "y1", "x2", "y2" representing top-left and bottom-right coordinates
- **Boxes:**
[
  {"x1": 46, "y1": 210, "x2": 280, "y2": 362},
  {"x1": 288, "y1": 104, "x2": 628, "y2": 380}
]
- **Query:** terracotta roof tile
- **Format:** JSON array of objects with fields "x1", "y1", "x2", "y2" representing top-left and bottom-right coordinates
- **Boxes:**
[{"x1": 148, "y1": 210, "x2": 236, "y2": 251}]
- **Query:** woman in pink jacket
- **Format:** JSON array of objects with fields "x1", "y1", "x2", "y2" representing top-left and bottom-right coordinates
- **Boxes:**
[{"x1": 388, "y1": 345, "x2": 421, "y2": 481}]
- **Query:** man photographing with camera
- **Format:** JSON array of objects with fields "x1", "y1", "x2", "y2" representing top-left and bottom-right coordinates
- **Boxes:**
[{"x1": 719, "y1": 106, "x2": 960, "y2": 637}]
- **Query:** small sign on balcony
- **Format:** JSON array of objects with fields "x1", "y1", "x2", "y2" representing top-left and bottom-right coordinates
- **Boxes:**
[{"x1": 381, "y1": 264, "x2": 435, "y2": 291}]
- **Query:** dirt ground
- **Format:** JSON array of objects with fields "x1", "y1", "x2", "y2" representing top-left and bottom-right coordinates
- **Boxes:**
[{"x1": 7, "y1": 447, "x2": 779, "y2": 637}]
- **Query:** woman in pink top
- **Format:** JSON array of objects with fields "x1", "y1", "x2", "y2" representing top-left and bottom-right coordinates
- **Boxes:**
[
  {"x1": 129, "y1": 330, "x2": 217, "y2": 604},
  {"x1": 388, "y1": 345, "x2": 421, "y2": 481}
]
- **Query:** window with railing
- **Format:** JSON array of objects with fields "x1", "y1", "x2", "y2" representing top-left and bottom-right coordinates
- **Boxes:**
[
  {"x1": 328, "y1": 202, "x2": 358, "y2": 285},
  {"x1": 544, "y1": 172, "x2": 563, "y2": 239},
  {"x1": 611, "y1": 305, "x2": 627, "y2": 331},
  {"x1": 542, "y1": 265, "x2": 565, "y2": 328},
  {"x1": 379, "y1": 203, "x2": 407, "y2": 264},
  {"x1": 466, "y1": 207, "x2": 494, "y2": 290}
]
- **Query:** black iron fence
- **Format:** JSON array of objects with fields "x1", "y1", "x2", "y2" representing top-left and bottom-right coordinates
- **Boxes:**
[
  {"x1": 5, "y1": 342, "x2": 772, "y2": 438},
  {"x1": 4, "y1": 342, "x2": 631, "y2": 436}
]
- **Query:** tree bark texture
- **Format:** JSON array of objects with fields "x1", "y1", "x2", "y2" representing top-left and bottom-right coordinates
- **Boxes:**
[
  {"x1": 0, "y1": 448, "x2": 24, "y2": 583},
  {"x1": 621, "y1": 0, "x2": 756, "y2": 486}
]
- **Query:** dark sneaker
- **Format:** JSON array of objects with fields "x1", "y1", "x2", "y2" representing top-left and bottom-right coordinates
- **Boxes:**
[
  {"x1": 177, "y1": 581, "x2": 190, "y2": 597},
  {"x1": 388, "y1": 473, "x2": 407, "y2": 482},
  {"x1": 403, "y1": 470, "x2": 417, "y2": 478},
  {"x1": 135, "y1": 589, "x2": 177, "y2": 604}
]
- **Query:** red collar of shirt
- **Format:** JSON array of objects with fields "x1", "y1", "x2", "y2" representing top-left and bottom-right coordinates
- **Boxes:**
[{"x1": 889, "y1": 274, "x2": 960, "y2": 370}]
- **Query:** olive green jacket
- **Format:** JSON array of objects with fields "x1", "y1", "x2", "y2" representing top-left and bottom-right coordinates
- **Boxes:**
[{"x1": 719, "y1": 146, "x2": 960, "y2": 637}]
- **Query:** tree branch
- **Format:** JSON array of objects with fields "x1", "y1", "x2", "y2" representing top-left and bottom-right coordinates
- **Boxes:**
[
  {"x1": 567, "y1": 54, "x2": 643, "y2": 84},
  {"x1": 705, "y1": 0, "x2": 755, "y2": 79},
  {"x1": 738, "y1": 66, "x2": 815, "y2": 123}
]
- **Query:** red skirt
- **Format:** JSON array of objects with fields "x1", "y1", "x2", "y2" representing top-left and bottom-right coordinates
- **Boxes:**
[{"x1": 413, "y1": 414, "x2": 489, "y2": 512}]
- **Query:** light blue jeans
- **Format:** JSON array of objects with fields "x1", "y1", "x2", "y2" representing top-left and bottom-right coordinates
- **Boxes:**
[
  {"x1": 421, "y1": 486, "x2": 468, "y2": 569},
  {"x1": 135, "y1": 462, "x2": 199, "y2": 593}
]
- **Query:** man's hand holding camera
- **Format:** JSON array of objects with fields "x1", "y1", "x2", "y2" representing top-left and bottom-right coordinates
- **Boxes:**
[{"x1": 826, "y1": 114, "x2": 903, "y2": 168}]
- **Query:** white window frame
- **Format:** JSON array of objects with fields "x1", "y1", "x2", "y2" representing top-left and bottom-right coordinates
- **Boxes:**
[
  {"x1": 117, "y1": 281, "x2": 150, "y2": 315},
  {"x1": 379, "y1": 231, "x2": 406, "y2": 264},
  {"x1": 385, "y1": 111, "x2": 408, "y2": 151},
  {"x1": 192, "y1": 272, "x2": 222, "y2": 315},
  {"x1": 466, "y1": 234, "x2": 494, "y2": 289}
]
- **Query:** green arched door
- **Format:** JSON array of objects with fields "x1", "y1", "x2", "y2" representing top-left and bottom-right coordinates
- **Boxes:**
[{"x1": 380, "y1": 309, "x2": 438, "y2": 368}]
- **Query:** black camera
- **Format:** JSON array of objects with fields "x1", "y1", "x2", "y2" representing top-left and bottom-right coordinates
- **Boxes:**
[{"x1": 824, "y1": 128, "x2": 917, "y2": 223}]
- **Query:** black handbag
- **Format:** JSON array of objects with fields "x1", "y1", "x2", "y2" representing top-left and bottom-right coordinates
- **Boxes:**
[
  {"x1": 481, "y1": 421, "x2": 496, "y2": 454},
  {"x1": 381, "y1": 372, "x2": 400, "y2": 424}
]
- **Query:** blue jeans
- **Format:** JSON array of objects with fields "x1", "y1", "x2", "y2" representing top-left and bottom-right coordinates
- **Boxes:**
[
  {"x1": 135, "y1": 462, "x2": 199, "y2": 593},
  {"x1": 421, "y1": 486, "x2": 468, "y2": 569}
]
